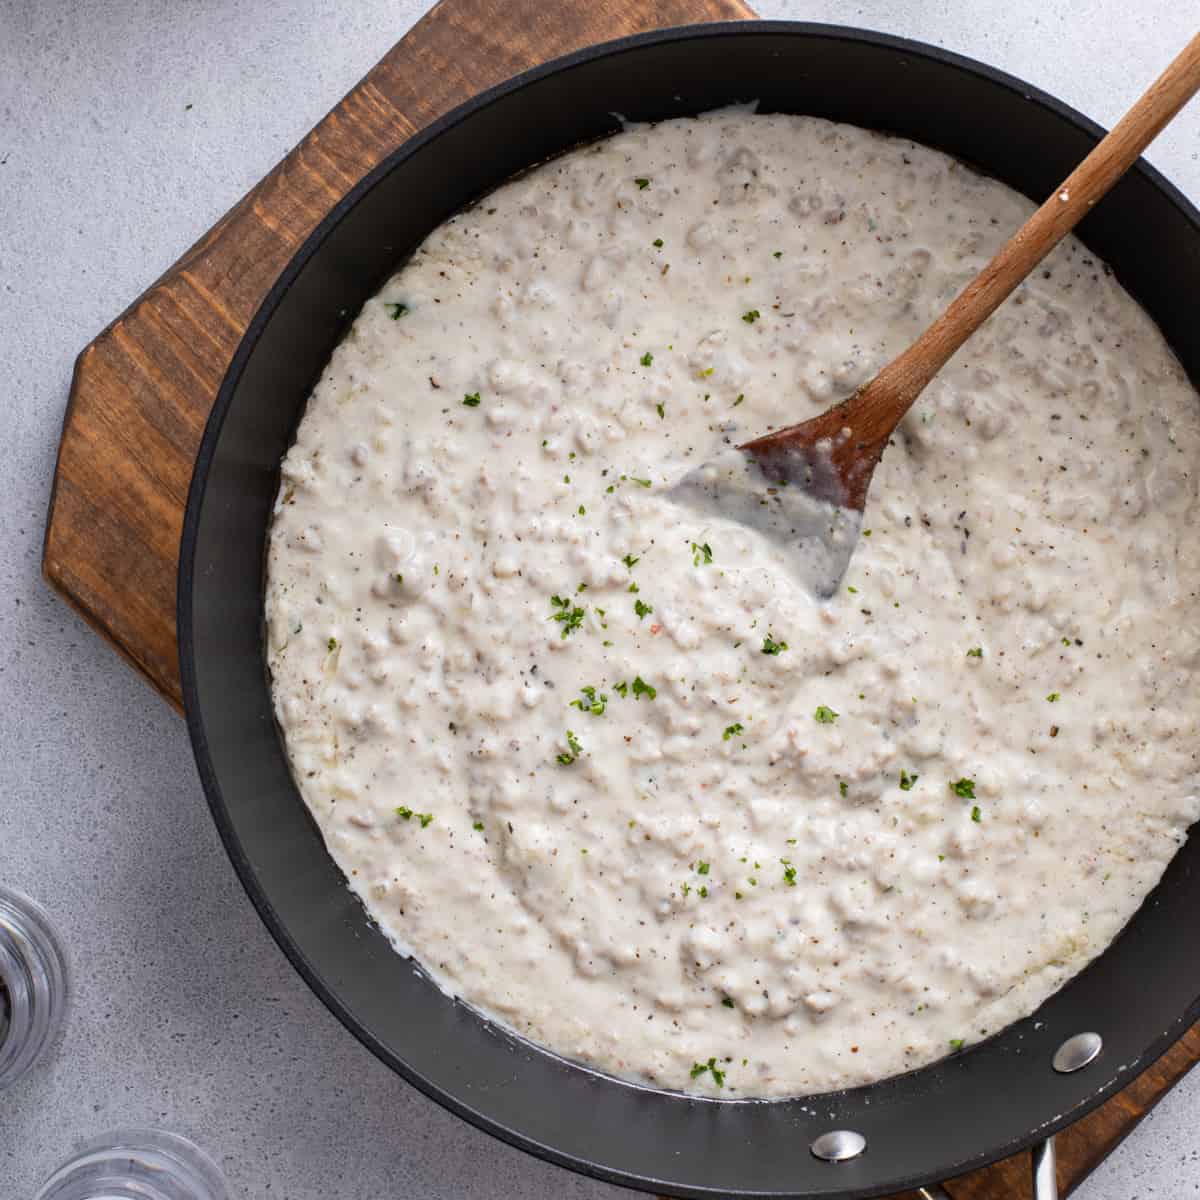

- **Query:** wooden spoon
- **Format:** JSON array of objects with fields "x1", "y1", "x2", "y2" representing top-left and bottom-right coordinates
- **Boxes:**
[{"x1": 676, "y1": 32, "x2": 1200, "y2": 597}]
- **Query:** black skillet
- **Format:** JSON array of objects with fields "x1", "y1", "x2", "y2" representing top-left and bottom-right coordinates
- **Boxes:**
[{"x1": 179, "y1": 22, "x2": 1200, "y2": 1200}]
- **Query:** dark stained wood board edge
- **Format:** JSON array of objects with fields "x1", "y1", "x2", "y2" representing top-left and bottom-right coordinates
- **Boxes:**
[{"x1": 40, "y1": 0, "x2": 1200, "y2": 1194}]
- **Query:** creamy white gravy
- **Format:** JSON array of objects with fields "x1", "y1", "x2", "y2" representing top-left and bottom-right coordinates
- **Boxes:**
[{"x1": 265, "y1": 111, "x2": 1200, "y2": 1098}]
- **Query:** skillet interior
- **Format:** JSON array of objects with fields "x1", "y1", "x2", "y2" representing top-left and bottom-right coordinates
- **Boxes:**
[{"x1": 179, "y1": 22, "x2": 1200, "y2": 1200}]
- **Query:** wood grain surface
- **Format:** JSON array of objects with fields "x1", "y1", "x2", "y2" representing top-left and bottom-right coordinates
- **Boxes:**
[{"x1": 41, "y1": 1, "x2": 1200, "y2": 1196}]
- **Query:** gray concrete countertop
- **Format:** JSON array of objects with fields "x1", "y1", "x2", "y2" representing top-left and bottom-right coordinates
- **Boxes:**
[{"x1": 1, "y1": 1, "x2": 1197, "y2": 1195}]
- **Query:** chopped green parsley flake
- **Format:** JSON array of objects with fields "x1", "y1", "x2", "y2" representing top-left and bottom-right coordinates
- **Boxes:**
[
  {"x1": 950, "y1": 778, "x2": 976, "y2": 799},
  {"x1": 773, "y1": 250, "x2": 782, "y2": 259},
  {"x1": 569, "y1": 685, "x2": 608, "y2": 716},
  {"x1": 697, "y1": 862, "x2": 710, "y2": 875},
  {"x1": 698, "y1": 886, "x2": 708, "y2": 898},
  {"x1": 395, "y1": 806, "x2": 433, "y2": 827},
  {"x1": 1047, "y1": 692, "x2": 1061, "y2": 702},
  {"x1": 838, "y1": 779, "x2": 848, "y2": 797},
  {"x1": 634, "y1": 177, "x2": 650, "y2": 190},
  {"x1": 689, "y1": 1057, "x2": 724, "y2": 1087},
  {"x1": 656, "y1": 402, "x2": 665, "y2": 419},
  {"x1": 556, "y1": 729, "x2": 583, "y2": 766},
  {"x1": 900, "y1": 769, "x2": 918, "y2": 791},
  {"x1": 847, "y1": 585, "x2": 858, "y2": 593},
  {"x1": 723, "y1": 723, "x2": 744, "y2": 741},
  {"x1": 652, "y1": 237, "x2": 664, "y2": 248},
  {"x1": 462, "y1": 392, "x2": 481, "y2": 407},
  {"x1": 814, "y1": 705, "x2": 839, "y2": 725},
  {"x1": 631, "y1": 675, "x2": 657, "y2": 701},
  {"x1": 549, "y1": 594, "x2": 585, "y2": 638},
  {"x1": 640, "y1": 351, "x2": 654, "y2": 367},
  {"x1": 721, "y1": 996, "x2": 735, "y2": 1008},
  {"x1": 966, "y1": 647, "x2": 983, "y2": 658},
  {"x1": 634, "y1": 598, "x2": 654, "y2": 620},
  {"x1": 327, "y1": 637, "x2": 338, "y2": 652},
  {"x1": 630, "y1": 476, "x2": 652, "y2": 488},
  {"x1": 742, "y1": 309, "x2": 760, "y2": 324},
  {"x1": 384, "y1": 301, "x2": 408, "y2": 320},
  {"x1": 949, "y1": 1038, "x2": 965, "y2": 1052},
  {"x1": 761, "y1": 634, "x2": 788, "y2": 655},
  {"x1": 628, "y1": 582, "x2": 640, "y2": 593},
  {"x1": 691, "y1": 541, "x2": 713, "y2": 566},
  {"x1": 732, "y1": 393, "x2": 745, "y2": 406},
  {"x1": 473, "y1": 821, "x2": 485, "y2": 831},
  {"x1": 613, "y1": 682, "x2": 629, "y2": 698},
  {"x1": 622, "y1": 553, "x2": 640, "y2": 569},
  {"x1": 782, "y1": 860, "x2": 797, "y2": 886},
  {"x1": 971, "y1": 805, "x2": 982, "y2": 823}
]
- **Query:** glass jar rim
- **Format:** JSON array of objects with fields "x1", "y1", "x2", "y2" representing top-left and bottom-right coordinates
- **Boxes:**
[
  {"x1": 0, "y1": 885, "x2": 69, "y2": 1089},
  {"x1": 35, "y1": 1128, "x2": 229, "y2": 1200}
]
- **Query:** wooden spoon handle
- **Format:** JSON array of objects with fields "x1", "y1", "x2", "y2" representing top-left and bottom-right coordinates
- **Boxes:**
[{"x1": 860, "y1": 30, "x2": 1200, "y2": 418}]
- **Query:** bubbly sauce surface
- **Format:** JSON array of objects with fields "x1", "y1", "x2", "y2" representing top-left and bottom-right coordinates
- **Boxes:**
[{"x1": 266, "y1": 112, "x2": 1200, "y2": 1097}]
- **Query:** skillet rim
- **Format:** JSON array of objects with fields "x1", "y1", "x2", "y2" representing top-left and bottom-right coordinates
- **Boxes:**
[{"x1": 179, "y1": 18, "x2": 1200, "y2": 1199}]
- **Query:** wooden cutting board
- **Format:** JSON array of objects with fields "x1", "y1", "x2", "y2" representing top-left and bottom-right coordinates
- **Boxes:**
[{"x1": 41, "y1": 0, "x2": 1200, "y2": 1195}]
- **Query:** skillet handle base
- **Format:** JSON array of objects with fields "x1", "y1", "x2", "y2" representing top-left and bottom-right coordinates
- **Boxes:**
[
  {"x1": 919, "y1": 1135, "x2": 1057, "y2": 1200},
  {"x1": 1033, "y1": 1136, "x2": 1059, "y2": 1200}
]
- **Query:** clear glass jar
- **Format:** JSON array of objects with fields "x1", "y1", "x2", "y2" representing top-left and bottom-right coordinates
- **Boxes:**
[
  {"x1": 35, "y1": 1129, "x2": 229, "y2": 1200},
  {"x1": 0, "y1": 885, "x2": 69, "y2": 1088}
]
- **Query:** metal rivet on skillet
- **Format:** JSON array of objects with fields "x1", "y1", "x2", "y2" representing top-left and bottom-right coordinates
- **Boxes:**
[
  {"x1": 810, "y1": 1130, "x2": 866, "y2": 1162},
  {"x1": 1052, "y1": 1031, "x2": 1103, "y2": 1073}
]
